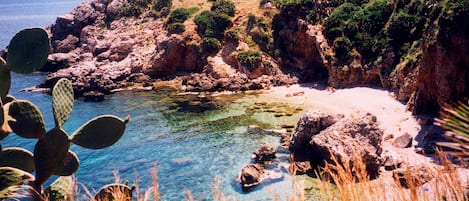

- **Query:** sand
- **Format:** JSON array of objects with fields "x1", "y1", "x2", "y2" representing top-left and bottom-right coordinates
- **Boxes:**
[
  {"x1": 258, "y1": 83, "x2": 448, "y2": 167},
  {"x1": 257, "y1": 83, "x2": 469, "y2": 196}
]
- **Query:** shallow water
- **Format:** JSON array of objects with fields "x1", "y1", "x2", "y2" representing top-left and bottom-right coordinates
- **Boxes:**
[{"x1": 0, "y1": 1, "x2": 321, "y2": 200}]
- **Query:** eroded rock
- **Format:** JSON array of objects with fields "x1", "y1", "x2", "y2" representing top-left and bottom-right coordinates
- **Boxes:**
[{"x1": 252, "y1": 145, "x2": 276, "y2": 165}]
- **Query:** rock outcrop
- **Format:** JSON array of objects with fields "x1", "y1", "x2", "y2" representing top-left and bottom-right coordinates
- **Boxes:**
[
  {"x1": 37, "y1": 0, "x2": 299, "y2": 100},
  {"x1": 237, "y1": 164, "x2": 264, "y2": 190},
  {"x1": 290, "y1": 111, "x2": 383, "y2": 178},
  {"x1": 252, "y1": 145, "x2": 276, "y2": 165}
]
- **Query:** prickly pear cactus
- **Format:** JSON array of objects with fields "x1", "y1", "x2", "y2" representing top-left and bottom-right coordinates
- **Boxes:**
[
  {"x1": 0, "y1": 147, "x2": 34, "y2": 173},
  {"x1": 6, "y1": 28, "x2": 50, "y2": 74},
  {"x1": 95, "y1": 183, "x2": 133, "y2": 201},
  {"x1": 45, "y1": 176, "x2": 74, "y2": 201},
  {"x1": 0, "y1": 58, "x2": 10, "y2": 100},
  {"x1": 0, "y1": 166, "x2": 34, "y2": 199},
  {"x1": 0, "y1": 27, "x2": 130, "y2": 200},
  {"x1": 33, "y1": 127, "x2": 70, "y2": 187},
  {"x1": 0, "y1": 99, "x2": 3, "y2": 128},
  {"x1": 52, "y1": 78, "x2": 74, "y2": 127},
  {"x1": 71, "y1": 115, "x2": 130, "y2": 149},
  {"x1": 54, "y1": 150, "x2": 79, "y2": 176},
  {"x1": 6, "y1": 100, "x2": 46, "y2": 138}
]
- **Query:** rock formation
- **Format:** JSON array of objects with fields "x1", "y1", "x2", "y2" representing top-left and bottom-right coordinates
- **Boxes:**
[{"x1": 290, "y1": 110, "x2": 383, "y2": 178}]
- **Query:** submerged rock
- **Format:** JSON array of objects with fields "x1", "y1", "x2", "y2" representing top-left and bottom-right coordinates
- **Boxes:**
[
  {"x1": 237, "y1": 164, "x2": 264, "y2": 190},
  {"x1": 252, "y1": 145, "x2": 276, "y2": 165},
  {"x1": 236, "y1": 164, "x2": 284, "y2": 191}
]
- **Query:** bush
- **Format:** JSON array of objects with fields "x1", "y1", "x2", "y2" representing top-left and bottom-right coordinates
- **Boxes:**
[
  {"x1": 211, "y1": 0, "x2": 236, "y2": 16},
  {"x1": 324, "y1": 3, "x2": 361, "y2": 40},
  {"x1": 120, "y1": 0, "x2": 153, "y2": 17},
  {"x1": 153, "y1": 0, "x2": 172, "y2": 12},
  {"x1": 224, "y1": 29, "x2": 239, "y2": 41},
  {"x1": 168, "y1": 7, "x2": 199, "y2": 24},
  {"x1": 387, "y1": 10, "x2": 419, "y2": 45},
  {"x1": 168, "y1": 22, "x2": 186, "y2": 34},
  {"x1": 236, "y1": 50, "x2": 262, "y2": 70},
  {"x1": 201, "y1": 37, "x2": 222, "y2": 54},
  {"x1": 333, "y1": 36, "x2": 352, "y2": 63},
  {"x1": 194, "y1": 11, "x2": 232, "y2": 38}
]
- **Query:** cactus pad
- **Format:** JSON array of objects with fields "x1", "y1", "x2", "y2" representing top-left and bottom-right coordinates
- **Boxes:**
[
  {"x1": 0, "y1": 147, "x2": 34, "y2": 173},
  {"x1": 34, "y1": 127, "x2": 70, "y2": 186},
  {"x1": 0, "y1": 58, "x2": 10, "y2": 100},
  {"x1": 0, "y1": 167, "x2": 34, "y2": 199},
  {"x1": 52, "y1": 78, "x2": 74, "y2": 127},
  {"x1": 6, "y1": 28, "x2": 50, "y2": 74},
  {"x1": 71, "y1": 115, "x2": 129, "y2": 149},
  {"x1": 2, "y1": 95, "x2": 15, "y2": 104},
  {"x1": 95, "y1": 183, "x2": 133, "y2": 201},
  {"x1": 54, "y1": 150, "x2": 79, "y2": 176},
  {"x1": 0, "y1": 99, "x2": 3, "y2": 127},
  {"x1": 7, "y1": 100, "x2": 46, "y2": 138},
  {"x1": 45, "y1": 176, "x2": 74, "y2": 201}
]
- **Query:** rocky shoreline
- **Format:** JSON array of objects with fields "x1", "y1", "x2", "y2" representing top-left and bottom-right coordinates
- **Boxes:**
[{"x1": 12, "y1": 0, "x2": 297, "y2": 101}]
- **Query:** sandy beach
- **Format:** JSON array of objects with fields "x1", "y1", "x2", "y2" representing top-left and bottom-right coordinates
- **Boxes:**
[{"x1": 258, "y1": 84, "x2": 468, "y2": 182}]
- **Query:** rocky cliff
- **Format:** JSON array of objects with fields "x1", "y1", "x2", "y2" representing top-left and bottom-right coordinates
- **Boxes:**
[
  {"x1": 36, "y1": 0, "x2": 297, "y2": 100},
  {"x1": 17, "y1": 0, "x2": 466, "y2": 113},
  {"x1": 272, "y1": 0, "x2": 468, "y2": 114}
]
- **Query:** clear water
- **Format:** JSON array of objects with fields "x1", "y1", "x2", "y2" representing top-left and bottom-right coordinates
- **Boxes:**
[{"x1": 0, "y1": 1, "x2": 309, "y2": 200}]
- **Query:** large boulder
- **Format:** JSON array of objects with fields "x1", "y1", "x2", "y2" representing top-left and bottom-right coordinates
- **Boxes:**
[
  {"x1": 310, "y1": 112, "x2": 383, "y2": 178},
  {"x1": 237, "y1": 164, "x2": 264, "y2": 191},
  {"x1": 290, "y1": 110, "x2": 341, "y2": 153}
]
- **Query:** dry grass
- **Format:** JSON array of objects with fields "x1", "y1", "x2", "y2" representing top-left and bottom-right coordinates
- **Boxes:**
[
  {"x1": 317, "y1": 150, "x2": 468, "y2": 201},
  {"x1": 23, "y1": 148, "x2": 467, "y2": 201}
]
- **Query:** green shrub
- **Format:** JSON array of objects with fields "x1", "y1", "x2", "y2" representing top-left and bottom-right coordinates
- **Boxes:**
[
  {"x1": 201, "y1": 37, "x2": 222, "y2": 54},
  {"x1": 153, "y1": 0, "x2": 172, "y2": 12},
  {"x1": 120, "y1": 0, "x2": 153, "y2": 17},
  {"x1": 168, "y1": 8, "x2": 191, "y2": 23},
  {"x1": 236, "y1": 50, "x2": 262, "y2": 70},
  {"x1": 194, "y1": 10, "x2": 233, "y2": 38},
  {"x1": 387, "y1": 10, "x2": 419, "y2": 45},
  {"x1": 168, "y1": 22, "x2": 186, "y2": 34},
  {"x1": 333, "y1": 36, "x2": 352, "y2": 63},
  {"x1": 324, "y1": 3, "x2": 361, "y2": 40},
  {"x1": 211, "y1": 0, "x2": 236, "y2": 16},
  {"x1": 224, "y1": 29, "x2": 239, "y2": 41}
]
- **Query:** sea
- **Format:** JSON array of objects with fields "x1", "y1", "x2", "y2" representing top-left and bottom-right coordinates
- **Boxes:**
[{"x1": 0, "y1": 1, "x2": 310, "y2": 200}]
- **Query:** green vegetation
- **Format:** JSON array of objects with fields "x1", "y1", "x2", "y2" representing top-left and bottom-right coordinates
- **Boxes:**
[
  {"x1": 436, "y1": 101, "x2": 469, "y2": 160},
  {"x1": 236, "y1": 50, "x2": 262, "y2": 71},
  {"x1": 194, "y1": 11, "x2": 233, "y2": 39},
  {"x1": 201, "y1": 37, "x2": 222, "y2": 54},
  {"x1": 247, "y1": 15, "x2": 274, "y2": 54},
  {"x1": 224, "y1": 29, "x2": 239, "y2": 42},
  {"x1": 168, "y1": 7, "x2": 199, "y2": 24},
  {"x1": 194, "y1": 0, "x2": 235, "y2": 41},
  {"x1": 119, "y1": 0, "x2": 173, "y2": 17},
  {"x1": 167, "y1": 7, "x2": 199, "y2": 34},
  {"x1": 211, "y1": 0, "x2": 236, "y2": 17},
  {"x1": 168, "y1": 22, "x2": 186, "y2": 34},
  {"x1": 0, "y1": 28, "x2": 130, "y2": 200}
]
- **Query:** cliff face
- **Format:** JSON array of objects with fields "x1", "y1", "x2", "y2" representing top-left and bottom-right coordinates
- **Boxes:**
[
  {"x1": 273, "y1": 0, "x2": 468, "y2": 114},
  {"x1": 410, "y1": 33, "x2": 469, "y2": 114}
]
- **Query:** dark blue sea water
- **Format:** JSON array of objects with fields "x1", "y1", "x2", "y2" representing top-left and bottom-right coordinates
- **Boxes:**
[{"x1": 0, "y1": 1, "x2": 302, "y2": 200}]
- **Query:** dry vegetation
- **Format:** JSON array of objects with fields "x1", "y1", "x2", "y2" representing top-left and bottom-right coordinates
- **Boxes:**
[{"x1": 66, "y1": 149, "x2": 466, "y2": 201}]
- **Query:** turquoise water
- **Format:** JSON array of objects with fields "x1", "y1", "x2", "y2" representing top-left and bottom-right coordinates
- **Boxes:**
[{"x1": 0, "y1": 1, "x2": 302, "y2": 200}]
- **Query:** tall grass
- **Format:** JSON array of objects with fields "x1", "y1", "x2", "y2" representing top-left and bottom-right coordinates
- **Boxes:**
[{"x1": 317, "y1": 150, "x2": 468, "y2": 201}]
